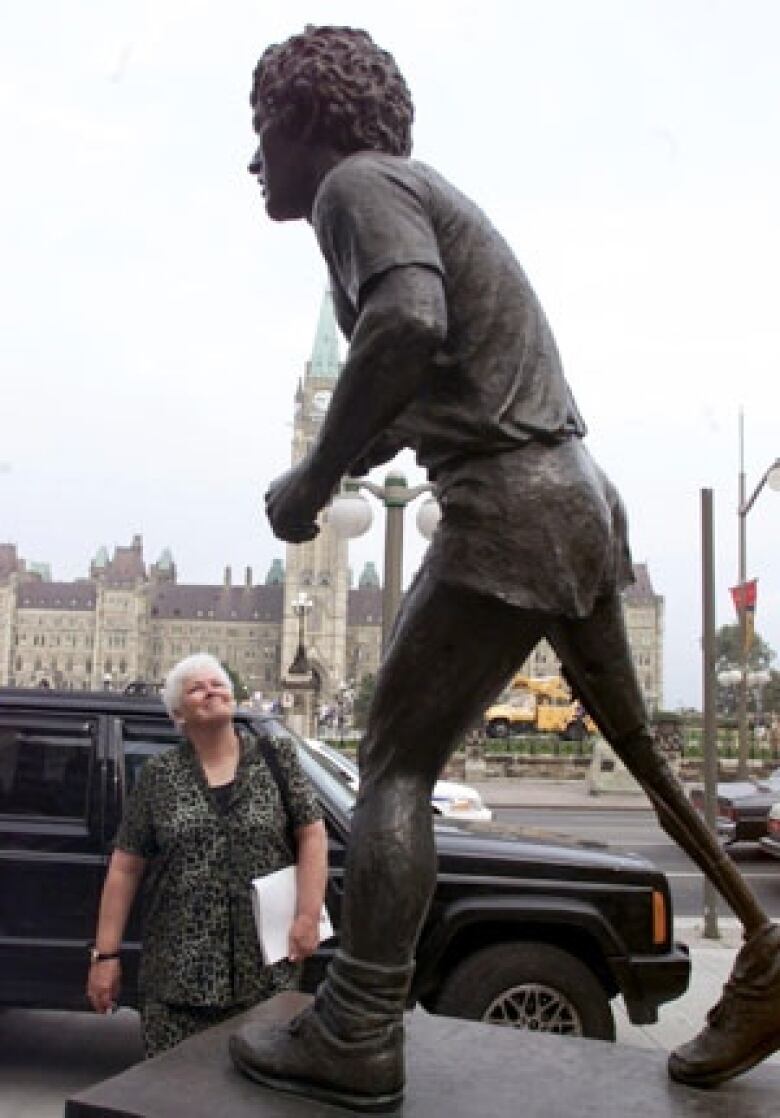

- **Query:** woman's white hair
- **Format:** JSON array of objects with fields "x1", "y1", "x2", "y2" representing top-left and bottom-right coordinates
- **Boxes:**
[{"x1": 161, "y1": 653, "x2": 233, "y2": 720}]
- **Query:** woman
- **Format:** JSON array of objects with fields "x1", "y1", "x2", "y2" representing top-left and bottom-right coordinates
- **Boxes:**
[{"x1": 86, "y1": 653, "x2": 328, "y2": 1056}]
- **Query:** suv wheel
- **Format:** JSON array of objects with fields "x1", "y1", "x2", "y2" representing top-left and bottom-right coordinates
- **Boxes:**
[{"x1": 433, "y1": 942, "x2": 615, "y2": 1041}]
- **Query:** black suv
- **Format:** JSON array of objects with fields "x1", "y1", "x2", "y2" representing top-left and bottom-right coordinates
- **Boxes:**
[{"x1": 0, "y1": 687, "x2": 689, "y2": 1040}]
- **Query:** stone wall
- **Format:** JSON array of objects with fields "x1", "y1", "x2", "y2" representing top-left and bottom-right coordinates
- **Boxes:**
[{"x1": 442, "y1": 752, "x2": 778, "y2": 783}]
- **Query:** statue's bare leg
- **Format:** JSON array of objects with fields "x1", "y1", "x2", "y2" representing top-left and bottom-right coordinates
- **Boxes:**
[
  {"x1": 341, "y1": 572, "x2": 546, "y2": 963},
  {"x1": 548, "y1": 594, "x2": 780, "y2": 1088},
  {"x1": 231, "y1": 572, "x2": 545, "y2": 1110}
]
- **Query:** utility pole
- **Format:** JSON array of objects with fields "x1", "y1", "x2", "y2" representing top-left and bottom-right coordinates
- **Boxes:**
[
  {"x1": 736, "y1": 411, "x2": 749, "y2": 779},
  {"x1": 733, "y1": 411, "x2": 780, "y2": 777},
  {"x1": 701, "y1": 488, "x2": 720, "y2": 940}
]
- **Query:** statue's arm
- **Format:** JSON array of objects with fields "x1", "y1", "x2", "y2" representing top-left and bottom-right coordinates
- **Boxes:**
[
  {"x1": 264, "y1": 264, "x2": 445, "y2": 544},
  {"x1": 265, "y1": 159, "x2": 448, "y2": 545},
  {"x1": 347, "y1": 426, "x2": 407, "y2": 478},
  {"x1": 308, "y1": 264, "x2": 446, "y2": 492}
]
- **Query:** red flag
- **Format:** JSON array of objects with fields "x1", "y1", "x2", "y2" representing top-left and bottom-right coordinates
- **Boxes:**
[
  {"x1": 730, "y1": 579, "x2": 758, "y2": 614},
  {"x1": 730, "y1": 579, "x2": 758, "y2": 653}
]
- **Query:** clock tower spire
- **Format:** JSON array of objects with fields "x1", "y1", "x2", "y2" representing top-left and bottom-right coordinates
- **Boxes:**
[
  {"x1": 308, "y1": 286, "x2": 341, "y2": 382},
  {"x1": 282, "y1": 287, "x2": 349, "y2": 705}
]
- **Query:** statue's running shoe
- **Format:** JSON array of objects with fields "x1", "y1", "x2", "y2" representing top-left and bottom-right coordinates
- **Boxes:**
[{"x1": 668, "y1": 923, "x2": 780, "y2": 1088}]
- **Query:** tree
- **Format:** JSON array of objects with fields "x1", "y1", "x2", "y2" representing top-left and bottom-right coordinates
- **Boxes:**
[
  {"x1": 351, "y1": 673, "x2": 376, "y2": 729},
  {"x1": 222, "y1": 662, "x2": 249, "y2": 703},
  {"x1": 715, "y1": 625, "x2": 776, "y2": 718},
  {"x1": 763, "y1": 671, "x2": 780, "y2": 717},
  {"x1": 715, "y1": 624, "x2": 775, "y2": 674}
]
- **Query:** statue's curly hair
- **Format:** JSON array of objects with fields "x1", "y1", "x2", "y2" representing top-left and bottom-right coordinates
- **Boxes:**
[{"x1": 251, "y1": 26, "x2": 414, "y2": 158}]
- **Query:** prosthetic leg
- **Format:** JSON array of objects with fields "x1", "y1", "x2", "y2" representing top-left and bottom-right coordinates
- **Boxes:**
[{"x1": 551, "y1": 596, "x2": 780, "y2": 1088}]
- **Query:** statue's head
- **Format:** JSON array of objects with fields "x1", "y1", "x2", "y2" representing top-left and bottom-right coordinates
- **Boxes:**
[{"x1": 250, "y1": 26, "x2": 414, "y2": 159}]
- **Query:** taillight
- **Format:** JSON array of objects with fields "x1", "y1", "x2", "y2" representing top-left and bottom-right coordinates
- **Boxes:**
[
  {"x1": 769, "y1": 817, "x2": 780, "y2": 837},
  {"x1": 722, "y1": 805, "x2": 737, "y2": 821},
  {"x1": 652, "y1": 889, "x2": 667, "y2": 946}
]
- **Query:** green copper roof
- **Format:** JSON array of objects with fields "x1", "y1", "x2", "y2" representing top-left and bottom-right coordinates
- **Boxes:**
[
  {"x1": 308, "y1": 287, "x2": 341, "y2": 381},
  {"x1": 359, "y1": 561, "x2": 380, "y2": 588},
  {"x1": 266, "y1": 557, "x2": 285, "y2": 585}
]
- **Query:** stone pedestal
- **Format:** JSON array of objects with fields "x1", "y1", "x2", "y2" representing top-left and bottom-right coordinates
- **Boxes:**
[
  {"x1": 65, "y1": 992, "x2": 780, "y2": 1118},
  {"x1": 587, "y1": 736, "x2": 644, "y2": 795}
]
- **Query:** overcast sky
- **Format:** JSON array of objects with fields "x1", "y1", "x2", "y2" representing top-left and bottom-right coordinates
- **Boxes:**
[{"x1": 1, "y1": 1, "x2": 778, "y2": 708}]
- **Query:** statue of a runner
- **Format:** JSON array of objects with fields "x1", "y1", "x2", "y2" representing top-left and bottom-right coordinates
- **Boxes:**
[{"x1": 230, "y1": 24, "x2": 780, "y2": 1112}]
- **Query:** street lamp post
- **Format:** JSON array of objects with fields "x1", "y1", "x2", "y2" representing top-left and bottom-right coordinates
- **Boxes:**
[
  {"x1": 718, "y1": 667, "x2": 772, "y2": 762},
  {"x1": 285, "y1": 591, "x2": 317, "y2": 737},
  {"x1": 288, "y1": 592, "x2": 313, "y2": 676},
  {"x1": 750, "y1": 670, "x2": 771, "y2": 738},
  {"x1": 733, "y1": 412, "x2": 780, "y2": 777},
  {"x1": 717, "y1": 668, "x2": 741, "y2": 717},
  {"x1": 330, "y1": 471, "x2": 440, "y2": 651}
]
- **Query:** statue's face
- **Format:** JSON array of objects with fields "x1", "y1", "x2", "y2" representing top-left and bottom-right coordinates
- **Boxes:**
[{"x1": 249, "y1": 109, "x2": 321, "y2": 222}]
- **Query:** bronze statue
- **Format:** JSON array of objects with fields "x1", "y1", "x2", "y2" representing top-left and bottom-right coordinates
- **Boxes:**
[{"x1": 230, "y1": 24, "x2": 780, "y2": 1111}]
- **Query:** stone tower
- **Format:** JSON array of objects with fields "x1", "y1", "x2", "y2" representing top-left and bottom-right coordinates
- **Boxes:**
[{"x1": 281, "y1": 288, "x2": 350, "y2": 702}]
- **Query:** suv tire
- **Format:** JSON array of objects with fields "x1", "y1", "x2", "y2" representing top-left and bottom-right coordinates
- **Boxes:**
[{"x1": 432, "y1": 942, "x2": 616, "y2": 1041}]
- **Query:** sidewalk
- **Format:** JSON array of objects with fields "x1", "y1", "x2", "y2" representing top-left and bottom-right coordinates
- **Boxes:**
[{"x1": 472, "y1": 776, "x2": 650, "y2": 810}]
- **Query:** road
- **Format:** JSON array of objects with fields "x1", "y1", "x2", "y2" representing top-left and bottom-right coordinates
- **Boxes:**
[{"x1": 492, "y1": 805, "x2": 780, "y2": 920}]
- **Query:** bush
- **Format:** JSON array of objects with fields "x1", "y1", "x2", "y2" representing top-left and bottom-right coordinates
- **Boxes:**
[{"x1": 477, "y1": 733, "x2": 594, "y2": 757}]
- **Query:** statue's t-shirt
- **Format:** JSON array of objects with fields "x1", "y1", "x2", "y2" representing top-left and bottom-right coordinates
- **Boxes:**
[{"x1": 312, "y1": 153, "x2": 633, "y2": 617}]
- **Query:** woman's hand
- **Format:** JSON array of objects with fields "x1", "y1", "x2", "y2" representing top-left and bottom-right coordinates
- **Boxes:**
[
  {"x1": 288, "y1": 913, "x2": 320, "y2": 963},
  {"x1": 86, "y1": 958, "x2": 122, "y2": 1014},
  {"x1": 289, "y1": 820, "x2": 328, "y2": 962},
  {"x1": 86, "y1": 849, "x2": 145, "y2": 1014}
]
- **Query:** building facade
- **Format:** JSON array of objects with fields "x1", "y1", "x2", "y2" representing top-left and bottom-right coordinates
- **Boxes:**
[
  {"x1": 0, "y1": 294, "x2": 663, "y2": 711},
  {"x1": 281, "y1": 288, "x2": 354, "y2": 699}
]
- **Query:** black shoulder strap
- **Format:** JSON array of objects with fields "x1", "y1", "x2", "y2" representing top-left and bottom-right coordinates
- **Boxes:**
[{"x1": 256, "y1": 736, "x2": 296, "y2": 855}]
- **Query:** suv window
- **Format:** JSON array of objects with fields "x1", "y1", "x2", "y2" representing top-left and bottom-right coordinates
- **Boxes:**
[
  {"x1": 120, "y1": 719, "x2": 179, "y2": 794},
  {"x1": 0, "y1": 721, "x2": 94, "y2": 820}
]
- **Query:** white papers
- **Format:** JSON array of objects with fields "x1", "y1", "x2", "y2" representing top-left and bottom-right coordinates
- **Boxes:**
[{"x1": 251, "y1": 865, "x2": 334, "y2": 966}]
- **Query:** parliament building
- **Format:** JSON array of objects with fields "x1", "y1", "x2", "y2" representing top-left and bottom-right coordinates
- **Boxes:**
[{"x1": 0, "y1": 293, "x2": 665, "y2": 712}]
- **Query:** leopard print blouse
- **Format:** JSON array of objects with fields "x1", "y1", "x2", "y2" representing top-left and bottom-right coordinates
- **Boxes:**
[{"x1": 115, "y1": 725, "x2": 322, "y2": 1007}]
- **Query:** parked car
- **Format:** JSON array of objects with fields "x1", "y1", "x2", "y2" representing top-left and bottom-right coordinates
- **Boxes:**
[
  {"x1": 0, "y1": 687, "x2": 690, "y2": 1041},
  {"x1": 305, "y1": 738, "x2": 493, "y2": 822},
  {"x1": 759, "y1": 800, "x2": 780, "y2": 858},
  {"x1": 689, "y1": 769, "x2": 780, "y2": 845}
]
